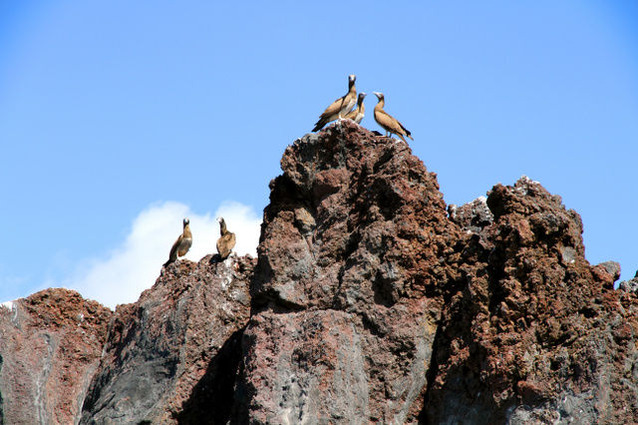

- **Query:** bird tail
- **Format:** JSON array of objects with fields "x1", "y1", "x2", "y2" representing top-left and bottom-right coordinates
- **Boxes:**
[
  {"x1": 400, "y1": 123, "x2": 413, "y2": 141},
  {"x1": 312, "y1": 118, "x2": 327, "y2": 132},
  {"x1": 163, "y1": 249, "x2": 177, "y2": 267}
]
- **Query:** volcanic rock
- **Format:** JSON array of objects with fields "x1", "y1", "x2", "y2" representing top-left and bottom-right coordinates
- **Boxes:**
[
  {"x1": 424, "y1": 176, "x2": 638, "y2": 424},
  {"x1": 0, "y1": 288, "x2": 111, "y2": 425},
  {"x1": 3, "y1": 121, "x2": 638, "y2": 424},
  {"x1": 236, "y1": 121, "x2": 462, "y2": 423},
  {"x1": 619, "y1": 272, "x2": 638, "y2": 294},
  {"x1": 79, "y1": 255, "x2": 254, "y2": 424}
]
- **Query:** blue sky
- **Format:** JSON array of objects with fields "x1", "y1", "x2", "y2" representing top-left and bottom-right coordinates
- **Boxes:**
[{"x1": 1, "y1": 2, "x2": 637, "y2": 306}]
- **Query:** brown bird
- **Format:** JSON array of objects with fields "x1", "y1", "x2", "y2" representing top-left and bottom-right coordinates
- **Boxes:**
[
  {"x1": 343, "y1": 92, "x2": 366, "y2": 124},
  {"x1": 372, "y1": 92, "x2": 413, "y2": 142},
  {"x1": 312, "y1": 74, "x2": 357, "y2": 132},
  {"x1": 164, "y1": 218, "x2": 192, "y2": 267},
  {"x1": 216, "y1": 217, "x2": 236, "y2": 261}
]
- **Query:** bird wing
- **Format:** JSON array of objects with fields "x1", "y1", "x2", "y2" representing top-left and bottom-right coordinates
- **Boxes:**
[
  {"x1": 342, "y1": 106, "x2": 358, "y2": 120},
  {"x1": 353, "y1": 103, "x2": 365, "y2": 124},
  {"x1": 177, "y1": 237, "x2": 192, "y2": 257},
  {"x1": 319, "y1": 95, "x2": 347, "y2": 120},
  {"x1": 376, "y1": 109, "x2": 411, "y2": 138},
  {"x1": 228, "y1": 233, "x2": 236, "y2": 251},
  {"x1": 165, "y1": 235, "x2": 182, "y2": 265},
  {"x1": 375, "y1": 110, "x2": 401, "y2": 133},
  {"x1": 341, "y1": 92, "x2": 357, "y2": 115},
  {"x1": 217, "y1": 232, "x2": 236, "y2": 259},
  {"x1": 398, "y1": 121, "x2": 413, "y2": 140},
  {"x1": 216, "y1": 236, "x2": 223, "y2": 255}
]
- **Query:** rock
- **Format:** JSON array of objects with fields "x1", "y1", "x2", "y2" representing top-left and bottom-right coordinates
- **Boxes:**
[
  {"x1": 423, "y1": 176, "x2": 638, "y2": 424},
  {"x1": 0, "y1": 288, "x2": 111, "y2": 425},
  {"x1": 238, "y1": 121, "x2": 460, "y2": 423},
  {"x1": 596, "y1": 261, "x2": 621, "y2": 282},
  {"x1": 79, "y1": 255, "x2": 254, "y2": 425},
  {"x1": 4, "y1": 123, "x2": 638, "y2": 424},
  {"x1": 619, "y1": 273, "x2": 638, "y2": 293},
  {"x1": 448, "y1": 195, "x2": 494, "y2": 233}
]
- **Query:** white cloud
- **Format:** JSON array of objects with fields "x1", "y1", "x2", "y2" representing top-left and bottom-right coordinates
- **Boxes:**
[{"x1": 66, "y1": 201, "x2": 261, "y2": 309}]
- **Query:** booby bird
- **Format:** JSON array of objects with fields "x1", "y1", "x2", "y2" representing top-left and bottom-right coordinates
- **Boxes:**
[
  {"x1": 164, "y1": 218, "x2": 192, "y2": 267},
  {"x1": 343, "y1": 92, "x2": 366, "y2": 124},
  {"x1": 312, "y1": 74, "x2": 357, "y2": 132},
  {"x1": 216, "y1": 217, "x2": 236, "y2": 261},
  {"x1": 372, "y1": 92, "x2": 413, "y2": 142}
]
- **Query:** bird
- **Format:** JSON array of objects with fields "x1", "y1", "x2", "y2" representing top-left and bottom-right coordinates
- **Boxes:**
[
  {"x1": 216, "y1": 217, "x2": 236, "y2": 261},
  {"x1": 372, "y1": 92, "x2": 413, "y2": 142},
  {"x1": 164, "y1": 218, "x2": 192, "y2": 267},
  {"x1": 312, "y1": 74, "x2": 357, "y2": 132},
  {"x1": 343, "y1": 92, "x2": 366, "y2": 124}
]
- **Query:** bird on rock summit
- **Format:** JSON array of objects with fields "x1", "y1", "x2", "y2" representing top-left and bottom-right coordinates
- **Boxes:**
[
  {"x1": 312, "y1": 74, "x2": 357, "y2": 132},
  {"x1": 343, "y1": 92, "x2": 366, "y2": 124},
  {"x1": 164, "y1": 218, "x2": 192, "y2": 267},
  {"x1": 216, "y1": 217, "x2": 236, "y2": 261},
  {"x1": 372, "y1": 92, "x2": 413, "y2": 142}
]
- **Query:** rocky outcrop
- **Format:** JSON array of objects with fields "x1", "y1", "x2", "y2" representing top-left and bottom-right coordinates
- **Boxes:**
[
  {"x1": 236, "y1": 122, "x2": 638, "y2": 423},
  {"x1": 79, "y1": 255, "x2": 254, "y2": 424},
  {"x1": 2, "y1": 121, "x2": 638, "y2": 424},
  {"x1": 0, "y1": 289, "x2": 111, "y2": 425},
  {"x1": 235, "y1": 122, "x2": 461, "y2": 423},
  {"x1": 428, "y1": 176, "x2": 638, "y2": 424}
]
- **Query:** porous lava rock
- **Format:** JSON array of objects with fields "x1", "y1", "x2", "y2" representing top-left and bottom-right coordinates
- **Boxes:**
[
  {"x1": 3, "y1": 121, "x2": 638, "y2": 424},
  {"x1": 236, "y1": 121, "x2": 462, "y2": 423},
  {"x1": 0, "y1": 288, "x2": 111, "y2": 425},
  {"x1": 79, "y1": 255, "x2": 254, "y2": 425},
  {"x1": 426, "y1": 176, "x2": 638, "y2": 424}
]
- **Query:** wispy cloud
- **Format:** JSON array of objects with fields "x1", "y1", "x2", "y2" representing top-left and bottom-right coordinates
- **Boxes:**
[{"x1": 65, "y1": 201, "x2": 261, "y2": 309}]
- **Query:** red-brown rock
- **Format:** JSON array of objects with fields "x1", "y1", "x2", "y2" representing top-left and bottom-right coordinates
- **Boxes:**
[
  {"x1": 238, "y1": 122, "x2": 461, "y2": 423},
  {"x1": 430, "y1": 176, "x2": 638, "y2": 424},
  {"x1": 0, "y1": 288, "x2": 111, "y2": 425},
  {"x1": 79, "y1": 255, "x2": 254, "y2": 424},
  {"x1": 3, "y1": 123, "x2": 638, "y2": 424}
]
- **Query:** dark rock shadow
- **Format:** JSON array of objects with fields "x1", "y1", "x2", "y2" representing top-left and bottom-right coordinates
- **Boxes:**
[{"x1": 175, "y1": 328, "x2": 245, "y2": 425}]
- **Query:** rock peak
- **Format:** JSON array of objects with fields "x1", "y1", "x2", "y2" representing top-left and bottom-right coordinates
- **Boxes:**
[{"x1": 2, "y1": 126, "x2": 638, "y2": 424}]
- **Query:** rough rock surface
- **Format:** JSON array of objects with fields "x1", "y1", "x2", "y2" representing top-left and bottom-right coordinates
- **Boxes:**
[
  {"x1": 3, "y1": 121, "x2": 638, "y2": 424},
  {"x1": 447, "y1": 195, "x2": 494, "y2": 233},
  {"x1": 428, "y1": 176, "x2": 638, "y2": 424},
  {"x1": 237, "y1": 122, "x2": 638, "y2": 424},
  {"x1": 0, "y1": 288, "x2": 111, "y2": 425},
  {"x1": 79, "y1": 255, "x2": 254, "y2": 424},
  {"x1": 237, "y1": 122, "x2": 462, "y2": 423},
  {"x1": 619, "y1": 272, "x2": 638, "y2": 294}
]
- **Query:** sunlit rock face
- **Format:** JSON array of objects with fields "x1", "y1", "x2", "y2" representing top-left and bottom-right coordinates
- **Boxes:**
[
  {"x1": 0, "y1": 288, "x2": 111, "y2": 425},
  {"x1": 238, "y1": 122, "x2": 459, "y2": 424},
  {"x1": 428, "y1": 175, "x2": 638, "y2": 424},
  {"x1": 79, "y1": 255, "x2": 254, "y2": 425}
]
